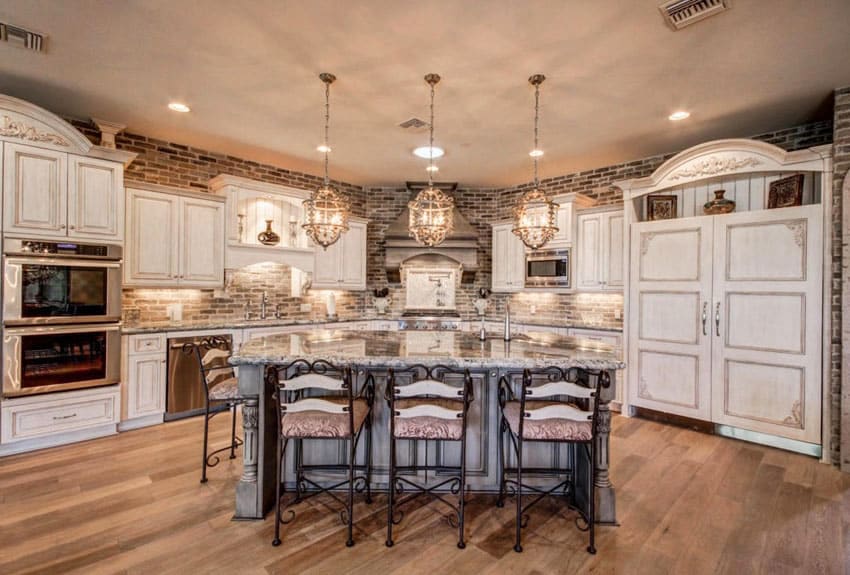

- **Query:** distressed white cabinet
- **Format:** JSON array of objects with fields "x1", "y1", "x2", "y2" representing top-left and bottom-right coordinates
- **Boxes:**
[
  {"x1": 68, "y1": 155, "x2": 124, "y2": 241},
  {"x1": 575, "y1": 208, "x2": 623, "y2": 291},
  {"x1": 548, "y1": 192, "x2": 596, "y2": 247},
  {"x1": 311, "y1": 218, "x2": 368, "y2": 290},
  {"x1": 3, "y1": 142, "x2": 68, "y2": 237},
  {"x1": 122, "y1": 334, "x2": 167, "y2": 428},
  {"x1": 125, "y1": 185, "x2": 224, "y2": 288},
  {"x1": 491, "y1": 222, "x2": 526, "y2": 292}
]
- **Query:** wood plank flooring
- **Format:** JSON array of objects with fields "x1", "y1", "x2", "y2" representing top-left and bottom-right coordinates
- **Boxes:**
[{"x1": 0, "y1": 414, "x2": 847, "y2": 574}]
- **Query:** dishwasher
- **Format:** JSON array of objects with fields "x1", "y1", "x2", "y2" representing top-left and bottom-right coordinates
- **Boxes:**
[{"x1": 165, "y1": 334, "x2": 233, "y2": 421}]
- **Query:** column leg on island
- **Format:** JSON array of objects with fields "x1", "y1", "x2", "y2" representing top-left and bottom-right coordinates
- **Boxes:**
[{"x1": 594, "y1": 370, "x2": 617, "y2": 526}]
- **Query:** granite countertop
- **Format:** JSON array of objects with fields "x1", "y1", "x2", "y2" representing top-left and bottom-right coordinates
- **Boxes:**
[{"x1": 230, "y1": 329, "x2": 625, "y2": 370}]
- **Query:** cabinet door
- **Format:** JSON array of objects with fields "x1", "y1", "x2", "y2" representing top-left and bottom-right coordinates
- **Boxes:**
[
  {"x1": 603, "y1": 211, "x2": 624, "y2": 289},
  {"x1": 628, "y1": 215, "x2": 714, "y2": 421},
  {"x1": 127, "y1": 354, "x2": 166, "y2": 419},
  {"x1": 492, "y1": 224, "x2": 525, "y2": 292},
  {"x1": 575, "y1": 213, "x2": 602, "y2": 289},
  {"x1": 3, "y1": 143, "x2": 67, "y2": 237},
  {"x1": 340, "y1": 221, "x2": 367, "y2": 289},
  {"x1": 125, "y1": 188, "x2": 180, "y2": 285},
  {"x1": 312, "y1": 237, "x2": 343, "y2": 288},
  {"x1": 68, "y1": 155, "x2": 124, "y2": 241},
  {"x1": 710, "y1": 205, "x2": 822, "y2": 444},
  {"x1": 550, "y1": 201, "x2": 574, "y2": 245},
  {"x1": 180, "y1": 197, "x2": 224, "y2": 287}
]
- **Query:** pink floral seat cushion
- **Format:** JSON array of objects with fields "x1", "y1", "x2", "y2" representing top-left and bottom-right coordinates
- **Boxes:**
[
  {"x1": 393, "y1": 398, "x2": 464, "y2": 441},
  {"x1": 280, "y1": 398, "x2": 369, "y2": 438},
  {"x1": 209, "y1": 377, "x2": 240, "y2": 401},
  {"x1": 503, "y1": 400, "x2": 592, "y2": 441}
]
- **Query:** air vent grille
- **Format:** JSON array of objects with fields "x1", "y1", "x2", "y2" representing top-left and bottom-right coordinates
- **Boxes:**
[
  {"x1": 659, "y1": 0, "x2": 729, "y2": 30},
  {"x1": 398, "y1": 117, "x2": 428, "y2": 130},
  {"x1": 0, "y1": 22, "x2": 46, "y2": 52}
]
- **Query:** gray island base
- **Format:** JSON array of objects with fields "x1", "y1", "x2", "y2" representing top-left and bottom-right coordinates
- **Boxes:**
[{"x1": 229, "y1": 329, "x2": 624, "y2": 525}]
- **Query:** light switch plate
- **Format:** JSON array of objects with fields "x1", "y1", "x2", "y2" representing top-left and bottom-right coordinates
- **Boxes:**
[
  {"x1": 300, "y1": 303, "x2": 312, "y2": 313},
  {"x1": 614, "y1": 308, "x2": 622, "y2": 320}
]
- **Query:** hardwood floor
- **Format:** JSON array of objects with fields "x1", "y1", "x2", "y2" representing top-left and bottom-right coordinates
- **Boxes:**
[{"x1": 0, "y1": 414, "x2": 847, "y2": 574}]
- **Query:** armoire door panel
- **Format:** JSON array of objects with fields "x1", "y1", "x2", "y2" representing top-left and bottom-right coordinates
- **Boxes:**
[
  {"x1": 725, "y1": 292, "x2": 805, "y2": 354},
  {"x1": 637, "y1": 350, "x2": 701, "y2": 411},
  {"x1": 722, "y1": 360, "x2": 805, "y2": 430},
  {"x1": 638, "y1": 291, "x2": 701, "y2": 345},
  {"x1": 638, "y1": 227, "x2": 703, "y2": 282},
  {"x1": 725, "y1": 219, "x2": 807, "y2": 281}
]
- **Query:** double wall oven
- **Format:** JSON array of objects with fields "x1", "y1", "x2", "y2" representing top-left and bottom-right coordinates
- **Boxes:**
[{"x1": 2, "y1": 239, "x2": 122, "y2": 398}]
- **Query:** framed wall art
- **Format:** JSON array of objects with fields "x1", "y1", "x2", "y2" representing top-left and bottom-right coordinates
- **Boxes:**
[
  {"x1": 646, "y1": 194, "x2": 678, "y2": 221},
  {"x1": 767, "y1": 174, "x2": 804, "y2": 209}
]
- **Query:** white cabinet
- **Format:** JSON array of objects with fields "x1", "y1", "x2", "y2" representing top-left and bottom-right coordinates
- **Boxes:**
[
  {"x1": 311, "y1": 218, "x2": 368, "y2": 290},
  {"x1": 548, "y1": 193, "x2": 596, "y2": 247},
  {"x1": 491, "y1": 222, "x2": 526, "y2": 292},
  {"x1": 125, "y1": 185, "x2": 224, "y2": 288},
  {"x1": 3, "y1": 143, "x2": 67, "y2": 237},
  {"x1": 68, "y1": 155, "x2": 124, "y2": 241},
  {"x1": 2, "y1": 143, "x2": 125, "y2": 242},
  {"x1": 575, "y1": 209, "x2": 623, "y2": 291},
  {"x1": 121, "y1": 334, "x2": 167, "y2": 429}
]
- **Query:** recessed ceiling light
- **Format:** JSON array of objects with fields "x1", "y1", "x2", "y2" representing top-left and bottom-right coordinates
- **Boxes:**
[
  {"x1": 668, "y1": 110, "x2": 690, "y2": 121},
  {"x1": 168, "y1": 102, "x2": 191, "y2": 113},
  {"x1": 413, "y1": 146, "x2": 444, "y2": 159},
  {"x1": 529, "y1": 149, "x2": 544, "y2": 157},
  {"x1": 425, "y1": 165, "x2": 439, "y2": 173},
  {"x1": 316, "y1": 144, "x2": 332, "y2": 153}
]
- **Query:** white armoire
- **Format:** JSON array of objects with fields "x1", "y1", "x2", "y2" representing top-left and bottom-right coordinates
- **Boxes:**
[{"x1": 617, "y1": 139, "x2": 833, "y2": 459}]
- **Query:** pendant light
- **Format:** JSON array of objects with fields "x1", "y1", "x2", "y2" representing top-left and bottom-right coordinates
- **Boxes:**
[
  {"x1": 303, "y1": 72, "x2": 350, "y2": 250},
  {"x1": 512, "y1": 74, "x2": 559, "y2": 250},
  {"x1": 408, "y1": 73, "x2": 454, "y2": 247}
]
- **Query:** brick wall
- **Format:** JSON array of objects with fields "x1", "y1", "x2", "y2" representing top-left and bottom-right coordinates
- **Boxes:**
[{"x1": 834, "y1": 88, "x2": 850, "y2": 468}]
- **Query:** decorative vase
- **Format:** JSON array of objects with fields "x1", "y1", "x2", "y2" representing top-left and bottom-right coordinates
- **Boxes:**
[
  {"x1": 257, "y1": 219, "x2": 280, "y2": 246},
  {"x1": 703, "y1": 190, "x2": 736, "y2": 215}
]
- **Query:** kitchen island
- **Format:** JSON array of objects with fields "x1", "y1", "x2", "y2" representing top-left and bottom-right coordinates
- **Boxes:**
[{"x1": 229, "y1": 329, "x2": 624, "y2": 524}]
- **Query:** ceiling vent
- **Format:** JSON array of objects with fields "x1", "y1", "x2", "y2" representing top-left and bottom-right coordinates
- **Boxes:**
[
  {"x1": 0, "y1": 22, "x2": 46, "y2": 52},
  {"x1": 398, "y1": 117, "x2": 429, "y2": 130},
  {"x1": 658, "y1": 0, "x2": 729, "y2": 30}
]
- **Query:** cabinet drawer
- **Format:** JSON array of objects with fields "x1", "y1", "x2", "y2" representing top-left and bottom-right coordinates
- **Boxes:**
[
  {"x1": 1, "y1": 389, "x2": 119, "y2": 443},
  {"x1": 129, "y1": 333, "x2": 166, "y2": 353},
  {"x1": 568, "y1": 328, "x2": 622, "y2": 349}
]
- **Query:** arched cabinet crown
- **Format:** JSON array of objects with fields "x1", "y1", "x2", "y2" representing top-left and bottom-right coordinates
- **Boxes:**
[{"x1": 0, "y1": 93, "x2": 93, "y2": 154}]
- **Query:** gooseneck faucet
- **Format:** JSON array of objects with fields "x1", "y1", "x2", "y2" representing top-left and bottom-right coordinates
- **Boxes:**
[
  {"x1": 260, "y1": 291, "x2": 268, "y2": 320},
  {"x1": 504, "y1": 301, "x2": 511, "y2": 341}
]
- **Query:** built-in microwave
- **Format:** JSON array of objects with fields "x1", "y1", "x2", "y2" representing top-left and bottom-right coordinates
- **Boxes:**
[{"x1": 525, "y1": 248, "x2": 570, "y2": 288}]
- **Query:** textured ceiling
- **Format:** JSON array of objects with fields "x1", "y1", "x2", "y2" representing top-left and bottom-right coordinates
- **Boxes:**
[{"x1": 1, "y1": 0, "x2": 848, "y2": 187}]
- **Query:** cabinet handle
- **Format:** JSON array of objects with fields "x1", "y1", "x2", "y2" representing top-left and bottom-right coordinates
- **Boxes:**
[
  {"x1": 59, "y1": 224, "x2": 66, "y2": 230},
  {"x1": 702, "y1": 302, "x2": 708, "y2": 336},
  {"x1": 715, "y1": 302, "x2": 721, "y2": 337},
  {"x1": 53, "y1": 413, "x2": 77, "y2": 420}
]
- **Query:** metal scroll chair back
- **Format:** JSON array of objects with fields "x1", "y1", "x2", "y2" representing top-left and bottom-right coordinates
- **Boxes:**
[{"x1": 191, "y1": 338, "x2": 237, "y2": 399}]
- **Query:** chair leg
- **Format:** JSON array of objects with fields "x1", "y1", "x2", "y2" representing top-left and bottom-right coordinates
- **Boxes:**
[
  {"x1": 272, "y1": 435, "x2": 284, "y2": 546},
  {"x1": 514, "y1": 433, "x2": 524, "y2": 553},
  {"x1": 229, "y1": 403, "x2": 238, "y2": 459},
  {"x1": 386, "y1": 434, "x2": 395, "y2": 547},
  {"x1": 496, "y1": 416, "x2": 506, "y2": 508},
  {"x1": 587, "y1": 440, "x2": 597, "y2": 555},
  {"x1": 294, "y1": 439, "x2": 303, "y2": 503},
  {"x1": 365, "y1": 417, "x2": 373, "y2": 504},
  {"x1": 200, "y1": 404, "x2": 211, "y2": 484},
  {"x1": 346, "y1": 436, "x2": 355, "y2": 547},
  {"x1": 458, "y1": 432, "x2": 468, "y2": 549}
]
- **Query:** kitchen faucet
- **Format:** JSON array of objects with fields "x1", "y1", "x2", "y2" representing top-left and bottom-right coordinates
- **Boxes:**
[{"x1": 260, "y1": 291, "x2": 268, "y2": 320}]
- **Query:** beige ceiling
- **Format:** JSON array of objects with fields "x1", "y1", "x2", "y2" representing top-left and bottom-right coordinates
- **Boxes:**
[{"x1": 1, "y1": 1, "x2": 848, "y2": 187}]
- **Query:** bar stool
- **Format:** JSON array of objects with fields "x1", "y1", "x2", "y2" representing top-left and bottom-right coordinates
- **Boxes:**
[
  {"x1": 269, "y1": 360, "x2": 375, "y2": 548},
  {"x1": 183, "y1": 336, "x2": 244, "y2": 484},
  {"x1": 385, "y1": 364, "x2": 474, "y2": 549},
  {"x1": 496, "y1": 366, "x2": 608, "y2": 554}
]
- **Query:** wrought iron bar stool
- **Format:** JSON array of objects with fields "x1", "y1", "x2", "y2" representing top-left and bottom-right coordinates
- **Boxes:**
[
  {"x1": 385, "y1": 364, "x2": 474, "y2": 549},
  {"x1": 269, "y1": 360, "x2": 375, "y2": 548},
  {"x1": 183, "y1": 336, "x2": 244, "y2": 484},
  {"x1": 496, "y1": 366, "x2": 608, "y2": 554}
]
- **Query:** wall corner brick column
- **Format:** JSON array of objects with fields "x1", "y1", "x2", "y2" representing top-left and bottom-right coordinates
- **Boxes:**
[{"x1": 834, "y1": 86, "x2": 850, "y2": 470}]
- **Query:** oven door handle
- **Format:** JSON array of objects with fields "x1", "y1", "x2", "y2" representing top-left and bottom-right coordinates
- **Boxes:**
[
  {"x1": 3, "y1": 323, "x2": 122, "y2": 336},
  {"x1": 4, "y1": 256, "x2": 121, "y2": 269}
]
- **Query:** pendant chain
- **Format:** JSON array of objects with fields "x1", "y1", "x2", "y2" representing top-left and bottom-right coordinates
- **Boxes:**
[
  {"x1": 323, "y1": 80, "x2": 330, "y2": 187},
  {"x1": 533, "y1": 82, "x2": 540, "y2": 188},
  {"x1": 428, "y1": 80, "x2": 435, "y2": 185}
]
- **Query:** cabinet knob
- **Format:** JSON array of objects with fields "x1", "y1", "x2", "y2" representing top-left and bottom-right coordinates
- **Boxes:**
[
  {"x1": 59, "y1": 224, "x2": 66, "y2": 229},
  {"x1": 69, "y1": 225, "x2": 76, "y2": 230}
]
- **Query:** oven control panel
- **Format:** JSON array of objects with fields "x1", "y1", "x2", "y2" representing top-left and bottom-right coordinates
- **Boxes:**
[{"x1": 4, "y1": 238, "x2": 121, "y2": 260}]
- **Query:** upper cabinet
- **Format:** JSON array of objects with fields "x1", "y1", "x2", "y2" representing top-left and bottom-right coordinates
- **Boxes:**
[
  {"x1": 491, "y1": 222, "x2": 526, "y2": 292},
  {"x1": 0, "y1": 94, "x2": 135, "y2": 243},
  {"x1": 575, "y1": 208, "x2": 624, "y2": 291},
  {"x1": 311, "y1": 218, "x2": 368, "y2": 290},
  {"x1": 124, "y1": 184, "x2": 224, "y2": 288},
  {"x1": 547, "y1": 192, "x2": 596, "y2": 248}
]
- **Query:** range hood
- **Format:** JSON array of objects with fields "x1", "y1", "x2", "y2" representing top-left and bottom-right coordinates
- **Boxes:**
[{"x1": 384, "y1": 182, "x2": 479, "y2": 283}]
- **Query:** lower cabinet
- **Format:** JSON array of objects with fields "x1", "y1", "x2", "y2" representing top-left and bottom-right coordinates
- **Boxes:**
[
  {"x1": 0, "y1": 386, "x2": 120, "y2": 454},
  {"x1": 121, "y1": 334, "x2": 167, "y2": 429}
]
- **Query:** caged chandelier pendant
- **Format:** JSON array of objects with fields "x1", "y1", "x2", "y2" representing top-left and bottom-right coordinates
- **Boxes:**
[
  {"x1": 512, "y1": 74, "x2": 559, "y2": 250},
  {"x1": 408, "y1": 73, "x2": 454, "y2": 247},
  {"x1": 303, "y1": 72, "x2": 350, "y2": 250}
]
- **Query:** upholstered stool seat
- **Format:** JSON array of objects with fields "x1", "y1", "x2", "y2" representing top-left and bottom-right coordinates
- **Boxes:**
[
  {"x1": 393, "y1": 398, "x2": 464, "y2": 440},
  {"x1": 502, "y1": 401, "x2": 593, "y2": 441},
  {"x1": 280, "y1": 398, "x2": 369, "y2": 438},
  {"x1": 208, "y1": 376, "x2": 240, "y2": 401}
]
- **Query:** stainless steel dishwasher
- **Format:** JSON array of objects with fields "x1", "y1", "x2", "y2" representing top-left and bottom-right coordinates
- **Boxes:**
[{"x1": 166, "y1": 334, "x2": 233, "y2": 421}]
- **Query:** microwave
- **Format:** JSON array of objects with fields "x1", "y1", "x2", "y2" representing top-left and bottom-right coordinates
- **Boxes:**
[{"x1": 525, "y1": 248, "x2": 570, "y2": 288}]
